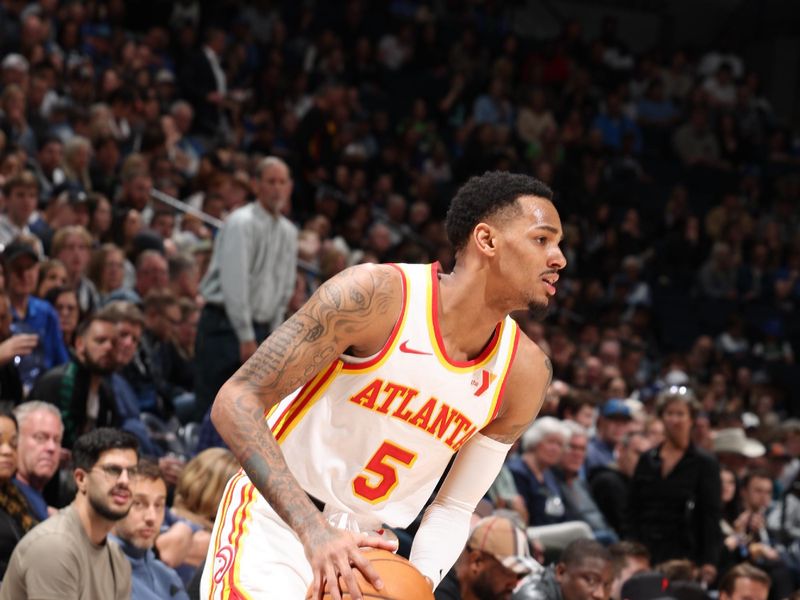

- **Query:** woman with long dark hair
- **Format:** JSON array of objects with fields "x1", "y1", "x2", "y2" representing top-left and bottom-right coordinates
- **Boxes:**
[{"x1": 0, "y1": 408, "x2": 38, "y2": 577}]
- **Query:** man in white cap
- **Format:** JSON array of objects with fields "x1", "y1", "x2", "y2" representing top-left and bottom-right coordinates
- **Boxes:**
[
  {"x1": 713, "y1": 427, "x2": 765, "y2": 477},
  {"x1": 436, "y1": 515, "x2": 540, "y2": 600},
  {"x1": 1, "y1": 53, "x2": 29, "y2": 88}
]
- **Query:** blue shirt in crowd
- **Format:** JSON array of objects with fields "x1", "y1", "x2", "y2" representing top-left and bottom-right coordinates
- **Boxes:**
[{"x1": 109, "y1": 535, "x2": 189, "y2": 600}]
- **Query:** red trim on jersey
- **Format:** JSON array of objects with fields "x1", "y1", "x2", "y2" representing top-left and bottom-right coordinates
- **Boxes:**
[
  {"x1": 207, "y1": 472, "x2": 243, "y2": 599},
  {"x1": 341, "y1": 263, "x2": 408, "y2": 371},
  {"x1": 227, "y1": 482, "x2": 256, "y2": 594},
  {"x1": 490, "y1": 325, "x2": 520, "y2": 421},
  {"x1": 430, "y1": 262, "x2": 501, "y2": 368},
  {"x1": 273, "y1": 360, "x2": 340, "y2": 441}
]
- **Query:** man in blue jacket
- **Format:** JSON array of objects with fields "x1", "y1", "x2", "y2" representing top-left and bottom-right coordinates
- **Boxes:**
[{"x1": 111, "y1": 458, "x2": 188, "y2": 600}]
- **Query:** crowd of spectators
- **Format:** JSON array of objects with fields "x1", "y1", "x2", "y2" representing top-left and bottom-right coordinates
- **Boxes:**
[{"x1": 0, "y1": 0, "x2": 799, "y2": 598}]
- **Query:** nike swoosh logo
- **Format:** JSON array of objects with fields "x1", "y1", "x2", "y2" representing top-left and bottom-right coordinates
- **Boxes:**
[{"x1": 399, "y1": 340, "x2": 432, "y2": 355}]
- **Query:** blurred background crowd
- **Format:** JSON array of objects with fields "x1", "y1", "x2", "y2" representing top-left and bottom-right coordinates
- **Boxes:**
[{"x1": 0, "y1": 0, "x2": 799, "y2": 598}]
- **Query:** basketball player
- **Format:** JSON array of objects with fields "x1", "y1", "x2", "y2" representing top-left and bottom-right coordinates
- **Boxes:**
[{"x1": 201, "y1": 171, "x2": 566, "y2": 600}]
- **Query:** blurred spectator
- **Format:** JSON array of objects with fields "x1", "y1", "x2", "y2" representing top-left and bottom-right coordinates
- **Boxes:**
[
  {"x1": 592, "y1": 90, "x2": 642, "y2": 154},
  {"x1": 180, "y1": 27, "x2": 228, "y2": 140},
  {"x1": 0, "y1": 84, "x2": 36, "y2": 156},
  {"x1": 35, "y1": 257, "x2": 67, "y2": 298},
  {"x1": 608, "y1": 541, "x2": 651, "y2": 600},
  {"x1": 0, "y1": 171, "x2": 39, "y2": 247},
  {"x1": 555, "y1": 421, "x2": 617, "y2": 543},
  {"x1": 629, "y1": 386, "x2": 721, "y2": 583},
  {"x1": 0, "y1": 407, "x2": 38, "y2": 578},
  {"x1": 3, "y1": 237, "x2": 68, "y2": 392},
  {"x1": 509, "y1": 417, "x2": 569, "y2": 527},
  {"x1": 62, "y1": 135, "x2": 92, "y2": 192},
  {"x1": 87, "y1": 243, "x2": 126, "y2": 303},
  {"x1": 0, "y1": 290, "x2": 27, "y2": 401},
  {"x1": 43, "y1": 285, "x2": 79, "y2": 348},
  {"x1": 718, "y1": 563, "x2": 770, "y2": 600},
  {"x1": 513, "y1": 538, "x2": 614, "y2": 600},
  {"x1": 110, "y1": 458, "x2": 189, "y2": 600},
  {"x1": 195, "y1": 156, "x2": 297, "y2": 422},
  {"x1": 722, "y1": 470, "x2": 796, "y2": 598},
  {"x1": 50, "y1": 225, "x2": 98, "y2": 314},
  {"x1": 168, "y1": 253, "x2": 200, "y2": 303},
  {"x1": 165, "y1": 447, "x2": 237, "y2": 584},
  {"x1": 12, "y1": 401, "x2": 63, "y2": 522},
  {"x1": 713, "y1": 428, "x2": 766, "y2": 478},
  {"x1": 557, "y1": 393, "x2": 597, "y2": 431},
  {"x1": 673, "y1": 108, "x2": 726, "y2": 169},
  {"x1": 85, "y1": 192, "x2": 113, "y2": 244},
  {"x1": 30, "y1": 313, "x2": 120, "y2": 448},
  {"x1": 590, "y1": 430, "x2": 651, "y2": 537},
  {"x1": 436, "y1": 515, "x2": 540, "y2": 600},
  {"x1": 585, "y1": 398, "x2": 633, "y2": 474},
  {"x1": 29, "y1": 135, "x2": 65, "y2": 203},
  {"x1": 108, "y1": 249, "x2": 168, "y2": 305}
]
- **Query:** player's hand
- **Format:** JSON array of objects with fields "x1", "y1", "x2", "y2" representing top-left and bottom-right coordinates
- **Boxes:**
[{"x1": 304, "y1": 524, "x2": 398, "y2": 600}]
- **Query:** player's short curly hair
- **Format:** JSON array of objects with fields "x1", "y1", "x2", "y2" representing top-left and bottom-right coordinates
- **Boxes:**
[{"x1": 445, "y1": 171, "x2": 553, "y2": 252}]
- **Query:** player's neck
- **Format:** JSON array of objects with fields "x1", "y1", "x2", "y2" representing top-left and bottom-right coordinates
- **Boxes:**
[{"x1": 436, "y1": 270, "x2": 505, "y2": 361}]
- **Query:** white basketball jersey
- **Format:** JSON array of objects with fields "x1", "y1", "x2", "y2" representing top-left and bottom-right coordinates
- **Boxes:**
[{"x1": 267, "y1": 262, "x2": 520, "y2": 527}]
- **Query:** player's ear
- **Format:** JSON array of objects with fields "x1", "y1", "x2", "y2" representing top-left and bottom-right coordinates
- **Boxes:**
[{"x1": 473, "y1": 223, "x2": 496, "y2": 256}]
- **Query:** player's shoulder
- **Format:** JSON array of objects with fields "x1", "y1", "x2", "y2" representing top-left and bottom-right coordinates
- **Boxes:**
[
  {"x1": 503, "y1": 329, "x2": 552, "y2": 402},
  {"x1": 326, "y1": 262, "x2": 404, "y2": 294},
  {"x1": 512, "y1": 328, "x2": 550, "y2": 372}
]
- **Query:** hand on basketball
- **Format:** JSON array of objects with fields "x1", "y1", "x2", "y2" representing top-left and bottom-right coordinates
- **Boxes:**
[{"x1": 304, "y1": 525, "x2": 398, "y2": 600}]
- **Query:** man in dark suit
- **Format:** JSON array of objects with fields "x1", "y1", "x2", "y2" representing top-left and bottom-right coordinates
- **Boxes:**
[{"x1": 179, "y1": 27, "x2": 227, "y2": 139}]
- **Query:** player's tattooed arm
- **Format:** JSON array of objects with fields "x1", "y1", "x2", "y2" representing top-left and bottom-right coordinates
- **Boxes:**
[
  {"x1": 482, "y1": 349, "x2": 553, "y2": 445},
  {"x1": 211, "y1": 264, "x2": 400, "y2": 541}
]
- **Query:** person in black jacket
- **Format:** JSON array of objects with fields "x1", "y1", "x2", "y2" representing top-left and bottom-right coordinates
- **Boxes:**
[
  {"x1": 0, "y1": 407, "x2": 37, "y2": 578},
  {"x1": 629, "y1": 385, "x2": 722, "y2": 586},
  {"x1": 29, "y1": 313, "x2": 120, "y2": 449}
]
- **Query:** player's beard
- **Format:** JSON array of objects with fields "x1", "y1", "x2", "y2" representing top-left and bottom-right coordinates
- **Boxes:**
[{"x1": 527, "y1": 298, "x2": 550, "y2": 322}]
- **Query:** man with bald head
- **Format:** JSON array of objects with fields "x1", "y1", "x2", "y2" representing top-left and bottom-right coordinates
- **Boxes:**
[{"x1": 195, "y1": 156, "x2": 298, "y2": 422}]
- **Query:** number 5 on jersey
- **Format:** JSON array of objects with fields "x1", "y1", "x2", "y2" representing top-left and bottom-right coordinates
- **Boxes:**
[{"x1": 352, "y1": 441, "x2": 417, "y2": 503}]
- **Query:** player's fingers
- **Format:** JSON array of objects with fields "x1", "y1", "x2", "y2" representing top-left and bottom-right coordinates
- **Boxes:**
[
  {"x1": 309, "y1": 572, "x2": 323, "y2": 600},
  {"x1": 338, "y1": 556, "x2": 366, "y2": 600},
  {"x1": 325, "y1": 564, "x2": 344, "y2": 600},
  {"x1": 349, "y1": 548, "x2": 385, "y2": 592},
  {"x1": 357, "y1": 533, "x2": 398, "y2": 553}
]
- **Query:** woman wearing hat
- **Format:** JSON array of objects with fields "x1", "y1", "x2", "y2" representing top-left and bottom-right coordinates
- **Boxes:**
[{"x1": 629, "y1": 386, "x2": 722, "y2": 586}]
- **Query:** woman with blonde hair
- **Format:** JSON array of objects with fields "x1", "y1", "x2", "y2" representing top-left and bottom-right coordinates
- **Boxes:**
[
  {"x1": 171, "y1": 447, "x2": 239, "y2": 531},
  {"x1": 62, "y1": 135, "x2": 92, "y2": 192}
]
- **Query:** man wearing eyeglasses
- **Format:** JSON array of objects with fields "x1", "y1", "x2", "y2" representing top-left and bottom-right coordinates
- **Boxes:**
[{"x1": 1, "y1": 427, "x2": 139, "y2": 600}]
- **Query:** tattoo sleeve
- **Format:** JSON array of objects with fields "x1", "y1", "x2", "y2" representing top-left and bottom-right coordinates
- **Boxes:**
[{"x1": 211, "y1": 266, "x2": 397, "y2": 543}]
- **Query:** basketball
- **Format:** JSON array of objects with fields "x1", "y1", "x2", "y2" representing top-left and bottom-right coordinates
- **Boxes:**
[{"x1": 305, "y1": 549, "x2": 434, "y2": 599}]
